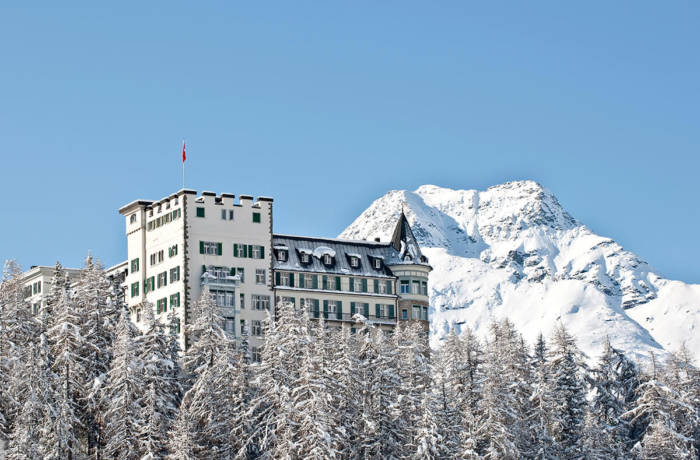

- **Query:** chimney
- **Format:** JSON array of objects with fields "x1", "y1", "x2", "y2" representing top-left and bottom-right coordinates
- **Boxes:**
[{"x1": 374, "y1": 237, "x2": 381, "y2": 242}]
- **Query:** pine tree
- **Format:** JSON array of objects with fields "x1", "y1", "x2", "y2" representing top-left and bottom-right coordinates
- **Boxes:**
[
  {"x1": 529, "y1": 333, "x2": 556, "y2": 459},
  {"x1": 413, "y1": 386, "x2": 442, "y2": 460},
  {"x1": 547, "y1": 324, "x2": 588, "y2": 459},
  {"x1": 74, "y1": 255, "x2": 118, "y2": 456},
  {"x1": 46, "y1": 273, "x2": 87, "y2": 460},
  {"x1": 182, "y1": 287, "x2": 229, "y2": 386},
  {"x1": 137, "y1": 305, "x2": 181, "y2": 458},
  {"x1": 100, "y1": 307, "x2": 143, "y2": 459},
  {"x1": 589, "y1": 337, "x2": 639, "y2": 457}
]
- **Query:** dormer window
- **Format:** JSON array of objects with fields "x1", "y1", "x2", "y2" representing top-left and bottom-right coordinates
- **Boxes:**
[
  {"x1": 323, "y1": 254, "x2": 332, "y2": 265},
  {"x1": 301, "y1": 253, "x2": 310, "y2": 264},
  {"x1": 350, "y1": 256, "x2": 360, "y2": 268},
  {"x1": 277, "y1": 250, "x2": 288, "y2": 262},
  {"x1": 373, "y1": 258, "x2": 382, "y2": 270}
]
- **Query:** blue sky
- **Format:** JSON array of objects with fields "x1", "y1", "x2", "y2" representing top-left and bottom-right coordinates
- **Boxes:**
[{"x1": 1, "y1": 2, "x2": 699, "y2": 282}]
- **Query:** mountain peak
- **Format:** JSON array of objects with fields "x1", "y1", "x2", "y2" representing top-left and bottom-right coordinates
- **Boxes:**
[{"x1": 340, "y1": 181, "x2": 700, "y2": 361}]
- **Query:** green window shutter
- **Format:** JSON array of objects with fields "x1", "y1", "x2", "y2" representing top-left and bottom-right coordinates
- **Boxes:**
[
  {"x1": 363, "y1": 303, "x2": 369, "y2": 317},
  {"x1": 248, "y1": 245, "x2": 253, "y2": 258},
  {"x1": 322, "y1": 276, "x2": 327, "y2": 290},
  {"x1": 388, "y1": 305, "x2": 395, "y2": 318},
  {"x1": 233, "y1": 243, "x2": 238, "y2": 257},
  {"x1": 259, "y1": 246, "x2": 264, "y2": 259},
  {"x1": 202, "y1": 265, "x2": 206, "y2": 274},
  {"x1": 323, "y1": 300, "x2": 328, "y2": 319},
  {"x1": 313, "y1": 275, "x2": 318, "y2": 289},
  {"x1": 335, "y1": 276, "x2": 341, "y2": 291},
  {"x1": 376, "y1": 304, "x2": 381, "y2": 318},
  {"x1": 349, "y1": 278, "x2": 354, "y2": 292},
  {"x1": 199, "y1": 241, "x2": 205, "y2": 254},
  {"x1": 350, "y1": 302, "x2": 356, "y2": 315},
  {"x1": 230, "y1": 267, "x2": 236, "y2": 276},
  {"x1": 253, "y1": 212, "x2": 261, "y2": 223},
  {"x1": 299, "y1": 275, "x2": 305, "y2": 288},
  {"x1": 314, "y1": 299, "x2": 320, "y2": 318},
  {"x1": 217, "y1": 243, "x2": 222, "y2": 255},
  {"x1": 374, "y1": 279, "x2": 379, "y2": 293},
  {"x1": 386, "y1": 280, "x2": 392, "y2": 294},
  {"x1": 275, "y1": 271, "x2": 281, "y2": 286},
  {"x1": 242, "y1": 244, "x2": 247, "y2": 257},
  {"x1": 337, "y1": 301, "x2": 342, "y2": 320},
  {"x1": 289, "y1": 273, "x2": 295, "y2": 287},
  {"x1": 362, "y1": 278, "x2": 368, "y2": 292}
]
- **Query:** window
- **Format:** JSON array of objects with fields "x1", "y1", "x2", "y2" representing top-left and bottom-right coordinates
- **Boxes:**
[
  {"x1": 281, "y1": 296, "x2": 295, "y2": 306},
  {"x1": 170, "y1": 266, "x2": 180, "y2": 283},
  {"x1": 240, "y1": 319, "x2": 247, "y2": 335},
  {"x1": 379, "y1": 304, "x2": 386, "y2": 318},
  {"x1": 229, "y1": 210, "x2": 234, "y2": 220},
  {"x1": 327, "y1": 300, "x2": 338, "y2": 315},
  {"x1": 277, "y1": 249, "x2": 287, "y2": 262},
  {"x1": 168, "y1": 245, "x2": 178, "y2": 257},
  {"x1": 350, "y1": 256, "x2": 359, "y2": 268},
  {"x1": 304, "y1": 274, "x2": 315, "y2": 288},
  {"x1": 251, "y1": 320, "x2": 263, "y2": 336},
  {"x1": 252, "y1": 245, "x2": 264, "y2": 259},
  {"x1": 413, "y1": 306, "x2": 421, "y2": 319},
  {"x1": 256, "y1": 269, "x2": 266, "y2": 285},
  {"x1": 237, "y1": 267, "x2": 245, "y2": 283},
  {"x1": 278, "y1": 272, "x2": 293, "y2": 287},
  {"x1": 378, "y1": 282, "x2": 387, "y2": 294},
  {"x1": 374, "y1": 258, "x2": 382, "y2": 269},
  {"x1": 251, "y1": 346, "x2": 262, "y2": 363},
  {"x1": 252, "y1": 295, "x2": 270, "y2": 310},
  {"x1": 200, "y1": 241, "x2": 222, "y2": 255},
  {"x1": 157, "y1": 298, "x2": 167, "y2": 314},
  {"x1": 157, "y1": 272, "x2": 168, "y2": 288},
  {"x1": 252, "y1": 212, "x2": 261, "y2": 223},
  {"x1": 239, "y1": 293, "x2": 245, "y2": 309},
  {"x1": 400, "y1": 280, "x2": 410, "y2": 294},
  {"x1": 131, "y1": 258, "x2": 139, "y2": 273},
  {"x1": 323, "y1": 254, "x2": 332, "y2": 265},
  {"x1": 212, "y1": 290, "x2": 235, "y2": 307},
  {"x1": 412, "y1": 280, "x2": 421, "y2": 294},
  {"x1": 401, "y1": 309, "x2": 408, "y2": 320},
  {"x1": 422, "y1": 306, "x2": 429, "y2": 320},
  {"x1": 130, "y1": 214, "x2": 137, "y2": 224},
  {"x1": 170, "y1": 293, "x2": 180, "y2": 308},
  {"x1": 221, "y1": 209, "x2": 227, "y2": 220},
  {"x1": 32, "y1": 303, "x2": 40, "y2": 315},
  {"x1": 131, "y1": 282, "x2": 139, "y2": 298},
  {"x1": 136, "y1": 308, "x2": 141, "y2": 322},
  {"x1": 421, "y1": 281, "x2": 428, "y2": 295},
  {"x1": 196, "y1": 207, "x2": 205, "y2": 218},
  {"x1": 224, "y1": 318, "x2": 235, "y2": 334},
  {"x1": 150, "y1": 254, "x2": 156, "y2": 265}
]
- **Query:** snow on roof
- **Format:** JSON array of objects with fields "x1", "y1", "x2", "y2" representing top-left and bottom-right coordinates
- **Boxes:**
[
  {"x1": 313, "y1": 246, "x2": 336, "y2": 258},
  {"x1": 273, "y1": 245, "x2": 289, "y2": 250},
  {"x1": 346, "y1": 253, "x2": 362, "y2": 258},
  {"x1": 297, "y1": 248, "x2": 314, "y2": 255}
]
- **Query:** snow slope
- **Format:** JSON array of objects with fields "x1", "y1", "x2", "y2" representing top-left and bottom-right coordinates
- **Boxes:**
[{"x1": 340, "y1": 181, "x2": 700, "y2": 362}]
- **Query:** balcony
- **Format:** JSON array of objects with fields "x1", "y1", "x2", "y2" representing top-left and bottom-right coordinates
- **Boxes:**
[
  {"x1": 201, "y1": 270, "x2": 240, "y2": 290},
  {"x1": 306, "y1": 311, "x2": 396, "y2": 325}
]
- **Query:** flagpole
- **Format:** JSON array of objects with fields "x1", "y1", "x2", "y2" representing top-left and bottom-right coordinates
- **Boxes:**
[{"x1": 182, "y1": 139, "x2": 186, "y2": 189}]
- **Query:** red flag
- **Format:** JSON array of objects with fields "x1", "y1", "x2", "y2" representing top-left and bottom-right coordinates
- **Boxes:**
[{"x1": 182, "y1": 140, "x2": 186, "y2": 163}]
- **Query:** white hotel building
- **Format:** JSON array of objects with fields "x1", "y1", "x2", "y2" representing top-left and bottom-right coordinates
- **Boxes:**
[{"x1": 23, "y1": 188, "x2": 432, "y2": 358}]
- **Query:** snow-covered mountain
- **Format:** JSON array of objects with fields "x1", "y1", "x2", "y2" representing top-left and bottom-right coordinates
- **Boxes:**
[{"x1": 340, "y1": 181, "x2": 700, "y2": 362}]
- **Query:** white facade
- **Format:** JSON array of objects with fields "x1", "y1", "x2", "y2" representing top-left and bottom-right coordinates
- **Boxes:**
[
  {"x1": 20, "y1": 265, "x2": 82, "y2": 315},
  {"x1": 119, "y1": 189, "x2": 274, "y2": 350}
]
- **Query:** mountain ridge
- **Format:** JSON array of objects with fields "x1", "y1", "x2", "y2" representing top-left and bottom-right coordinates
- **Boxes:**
[{"x1": 340, "y1": 180, "x2": 699, "y2": 361}]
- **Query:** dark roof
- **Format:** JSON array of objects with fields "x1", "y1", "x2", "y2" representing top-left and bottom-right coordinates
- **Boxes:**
[{"x1": 272, "y1": 234, "x2": 396, "y2": 277}]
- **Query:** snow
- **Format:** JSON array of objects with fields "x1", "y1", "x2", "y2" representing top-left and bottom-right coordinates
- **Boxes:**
[
  {"x1": 312, "y1": 246, "x2": 336, "y2": 258},
  {"x1": 339, "y1": 180, "x2": 700, "y2": 361}
]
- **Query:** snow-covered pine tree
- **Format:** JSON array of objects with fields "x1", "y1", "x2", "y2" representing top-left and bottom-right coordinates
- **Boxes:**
[
  {"x1": 354, "y1": 325, "x2": 402, "y2": 459},
  {"x1": 0, "y1": 260, "x2": 32, "y2": 445},
  {"x1": 74, "y1": 255, "x2": 118, "y2": 456},
  {"x1": 473, "y1": 320, "x2": 521, "y2": 459},
  {"x1": 392, "y1": 322, "x2": 429, "y2": 457},
  {"x1": 529, "y1": 333, "x2": 556, "y2": 459},
  {"x1": 665, "y1": 344, "x2": 699, "y2": 454},
  {"x1": 100, "y1": 307, "x2": 143, "y2": 459},
  {"x1": 546, "y1": 323, "x2": 588, "y2": 459},
  {"x1": 46, "y1": 272, "x2": 88, "y2": 459},
  {"x1": 413, "y1": 383, "x2": 442, "y2": 460},
  {"x1": 589, "y1": 336, "x2": 639, "y2": 457},
  {"x1": 5, "y1": 335, "x2": 56, "y2": 460},
  {"x1": 137, "y1": 304, "x2": 181, "y2": 458},
  {"x1": 286, "y1": 324, "x2": 337, "y2": 460},
  {"x1": 182, "y1": 287, "x2": 229, "y2": 387}
]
